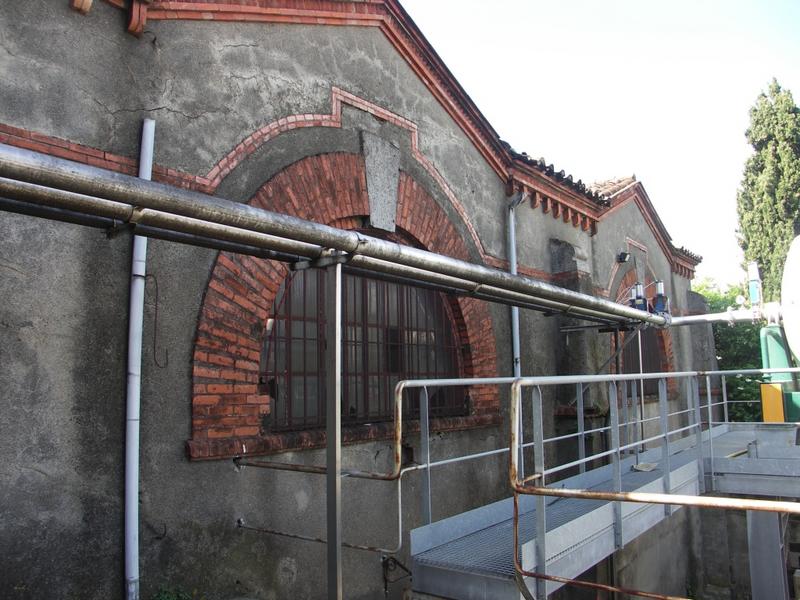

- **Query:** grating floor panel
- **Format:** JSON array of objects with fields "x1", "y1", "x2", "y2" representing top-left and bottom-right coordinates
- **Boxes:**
[{"x1": 415, "y1": 446, "x2": 703, "y2": 579}]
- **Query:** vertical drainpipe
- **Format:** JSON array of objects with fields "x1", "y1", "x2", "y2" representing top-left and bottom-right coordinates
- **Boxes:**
[
  {"x1": 126, "y1": 118, "x2": 155, "y2": 600},
  {"x1": 508, "y1": 193, "x2": 525, "y2": 474},
  {"x1": 507, "y1": 193, "x2": 524, "y2": 378}
]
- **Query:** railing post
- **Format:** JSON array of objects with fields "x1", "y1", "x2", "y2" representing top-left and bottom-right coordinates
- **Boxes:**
[
  {"x1": 420, "y1": 386, "x2": 432, "y2": 525},
  {"x1": 630, "y1": 379, "x2": 641, "y2": 456},
  {"x1": 532, "y1": 387, "x2": 547, "y2": 600},
  {"x1": 608, "y1": 382, "x2": 623, "y2": 549},
  {"x1": 576, "y1": 382, "x2": 586, "y2": 474},
  {"x1": 722, "y1": 376, "x2": 729, "y2": 424},
  {"x1": 621, "y1": 380, "x2": 630, "y2": 455},
  {"x1": 325, "y1": 261, "x2": 343, "y2": 600},
  {"x1": 692, "y1": 377, "x2": 706, "y2": 494},
  {"x1": 658, "y1": 378, "x2": 672, "y2": 516},
  {"x1": 706, "y1": 375, "x2": 715, "y2": 492}
]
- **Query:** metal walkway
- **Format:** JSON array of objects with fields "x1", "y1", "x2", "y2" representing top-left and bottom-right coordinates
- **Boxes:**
[{"x1": 411, "y1": 422, "x2": 800, "y2": 599}]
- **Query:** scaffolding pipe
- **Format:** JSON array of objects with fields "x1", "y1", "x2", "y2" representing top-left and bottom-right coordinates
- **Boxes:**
[{"x1": 0, "y1": 143, "x2": 667, "y2": 326}]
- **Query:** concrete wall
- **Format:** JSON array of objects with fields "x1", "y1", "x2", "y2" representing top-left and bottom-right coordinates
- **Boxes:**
[
  {"x1": 0, "y1": 1, "x2": 711, "y2": 599},
  {"x1": 615, "y1": 508, "x2": 695, "y2": 597},
  {"x1": 0, "y1": 3, "x2": 511, "y2": 598}
]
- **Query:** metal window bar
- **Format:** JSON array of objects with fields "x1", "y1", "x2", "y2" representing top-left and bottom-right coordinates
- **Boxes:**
[{"x1": 266, "y1": 269, "x2": 465, "y2": 430}]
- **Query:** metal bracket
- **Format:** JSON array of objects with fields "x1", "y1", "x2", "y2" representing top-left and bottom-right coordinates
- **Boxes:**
[
  {"x1": 292, "y1": 250, "x2": 351, "y2": 271},
  {"x1": 381, "y1": 555, "x2": 411, "y2": 598}
]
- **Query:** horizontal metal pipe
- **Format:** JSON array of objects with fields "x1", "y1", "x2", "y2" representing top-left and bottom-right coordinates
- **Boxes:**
[
  {"x1": 0, "y1": 144, "x2": 665, "y2": 325},
  {"x1": 0, "y1": 195, "x2": 118, "y2": 229},
  {"x1": 235, "y1": 458, "x2": 396, "y2": 481},
  {"x1": 134, "y1": 226, "x2": 302, "y2": 263},
  {"x1": 0, "y1": 188, "x2": 305, "y2": 266},
  {"x1": 513, "y1": 484, "x2": 800, "y2": 514},
  {"x1": 237, "y1": 473, "x2": 404, "y2": 554},
  {"x1": 1, "y1": 174, "x2": 635, "y2": 324},
  {"x1": 348, "y1": 254, "x2": 632, "y2": 323},
  {"x1": 0, "y1": 179, "x2": 629, "y2": 322},
  {"x1": 518, "y1": 569, "x2": 688, "y2": 600},
  {"x1": 670, "y1": 309, "x2": 761, "y2": 326}
]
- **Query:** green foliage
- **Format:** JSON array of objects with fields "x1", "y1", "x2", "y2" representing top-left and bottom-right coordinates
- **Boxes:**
[
  {"x1": 693, "y1": 279, "x2": 762, "y2": 420},
  {"x1": 737, "y1": 79, "x2": 800, "y2": 301},
  {"x1": 151, "y1": 588, "x2": 193, "y2": 600}
]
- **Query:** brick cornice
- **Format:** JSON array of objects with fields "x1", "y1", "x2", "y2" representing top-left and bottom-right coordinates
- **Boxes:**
[
  {"x1": 507, "y1": 166, "x2": 600, "y2": 236},
  {"x1": 78, "y1": 0, "x2": 614, "y2": 236}
]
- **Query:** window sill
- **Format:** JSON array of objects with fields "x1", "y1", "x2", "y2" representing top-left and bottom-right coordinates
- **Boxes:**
[{"x1": 187, "y1": 413, "x2": 502, "y2": 460}]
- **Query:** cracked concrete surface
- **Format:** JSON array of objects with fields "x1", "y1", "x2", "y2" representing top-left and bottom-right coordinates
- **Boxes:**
[{"x1": 0, "y1": 1, "x2": 714, "y2": 599}]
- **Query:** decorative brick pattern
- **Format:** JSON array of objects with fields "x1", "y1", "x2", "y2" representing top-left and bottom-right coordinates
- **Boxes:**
[
  {"x1": 0, "y1": 118, "x2": 562, "y2": 286},
  {"x1": 199, "y1": 87, "x2": 491, "y2": 261},
  {"x1": 0, "y1": 123, "x2": 211, "y2": 192},
  {"x1": 85, "y1": 0, "x2": 610, "y2": 234},
  {"x1": 187, "y1": 154, "x2": 499, "y2": 460},
  {"x1": 599, "y1": 183, "x2": 700, "y2": 279}
]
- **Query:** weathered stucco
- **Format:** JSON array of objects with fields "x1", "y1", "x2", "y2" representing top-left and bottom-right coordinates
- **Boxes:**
[{"x1": 0, "y1": 1, "x2": 711, "y2": 599}]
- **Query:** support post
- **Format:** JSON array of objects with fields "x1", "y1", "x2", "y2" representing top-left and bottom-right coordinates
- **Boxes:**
[
  {"x1": 658, "y1": 378, "x2": 672, "y2": 516},
  {"x1": 420, "y1": 386, "x2": 432, "y2": 525},
  {"x1": 532, "y1": 387, "x2": 547, "y2": 600},
  {"x1": 326, "y1": 261, "x2": 343, "y2": 600},
  {"x1": 747, "y1": 511, "x2": 790, "y2": 600},
  {"x1": 608, "y1": 383, "x2": 623, "y2": 549},
  {"x1": 706, "y1": 375, "x2": 715, "y2": 491},
  {"x1": 576, "y1": 383, "x2": 586, "y2": 473},
  {"x1": 637, "y1": 329, "x2": 646, "y2": 452},
  {"x1": 621, "y1": 380, "x2": 630, "y2": 454},
  {"x1": 630, "y1": 380, "x2": 639, "y2": 457},
  {"x1": 691, "y1": 377, "x2": 706, "y2": 493},
  {"x1": 722, "y1": 376, "x2": 729, "y2": 423}
]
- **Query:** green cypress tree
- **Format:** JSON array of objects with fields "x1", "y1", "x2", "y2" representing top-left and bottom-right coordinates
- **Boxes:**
[{"x1": 737, "y1": 79, "x2": 800, "y2": 301}]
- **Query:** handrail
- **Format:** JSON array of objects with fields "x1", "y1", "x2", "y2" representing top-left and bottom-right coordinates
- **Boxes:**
[
  {"x1": 509, "y1": 367, "x2": 800, "y2": 598},
  {"x1": 238, "y1": 367, "x2": 800, "y2": 595}
]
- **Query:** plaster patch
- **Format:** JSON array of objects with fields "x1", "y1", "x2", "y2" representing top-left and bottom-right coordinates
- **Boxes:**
[
  {"x1": 277, "y1": 557, "x2": 297, "y2": 587},
  {"x1": 294, "y1": 488, "x2": 310, "y2": 513}
]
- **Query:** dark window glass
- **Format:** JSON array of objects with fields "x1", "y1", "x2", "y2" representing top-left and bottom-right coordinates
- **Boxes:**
[
  {"x1": 263, "y1": 269, "x2": 466, "y2": 431},
  {"x1": 622, "y1": 326, "x2": 662, "y2": 395}
]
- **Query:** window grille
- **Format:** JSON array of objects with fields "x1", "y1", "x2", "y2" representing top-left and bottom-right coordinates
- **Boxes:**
[
  {"x1": 622, "y1": 326, "x2": 662, "y2": 396},
  {"x1": 263, "y1": 269, "x2": 466, "y2": 431}
]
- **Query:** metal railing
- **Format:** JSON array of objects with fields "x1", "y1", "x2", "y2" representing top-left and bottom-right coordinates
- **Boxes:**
[
  {"x1": 237, "y1": 367, "x2": 800, "y2": 599},
  {"x1": 509, "y1": 367, "x2": 800, "y2": 599}
]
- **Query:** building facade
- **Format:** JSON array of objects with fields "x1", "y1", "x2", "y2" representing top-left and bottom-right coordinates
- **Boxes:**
[{"x1": 0, "y1": 1, "x2": 715, "y2": 598}]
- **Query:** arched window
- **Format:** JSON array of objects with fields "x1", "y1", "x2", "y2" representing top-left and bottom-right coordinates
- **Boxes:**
[{"x1": 262, "y1": 268, "x2": 466, "y2": 431}]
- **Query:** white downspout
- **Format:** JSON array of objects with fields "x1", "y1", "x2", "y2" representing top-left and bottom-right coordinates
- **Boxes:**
[
  {"x1": 126, "y1": 118, "x2": 155, "y2": 600},
  {"x1": 508, "y1": 192, "x2": 525, "y2": 475},
  {"x1": 508, "y1": 195, "x2": 524, "y2": 378}
]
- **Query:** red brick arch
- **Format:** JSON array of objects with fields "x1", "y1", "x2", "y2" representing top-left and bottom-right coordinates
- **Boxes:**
[{"x1": 187, "y1": 153, "x2": 498, "y2": 459}]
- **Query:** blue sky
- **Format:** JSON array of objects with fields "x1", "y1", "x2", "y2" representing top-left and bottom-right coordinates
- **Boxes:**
[{"x1": 401, "y1": 0, "x2": 800, "y2": 285}]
